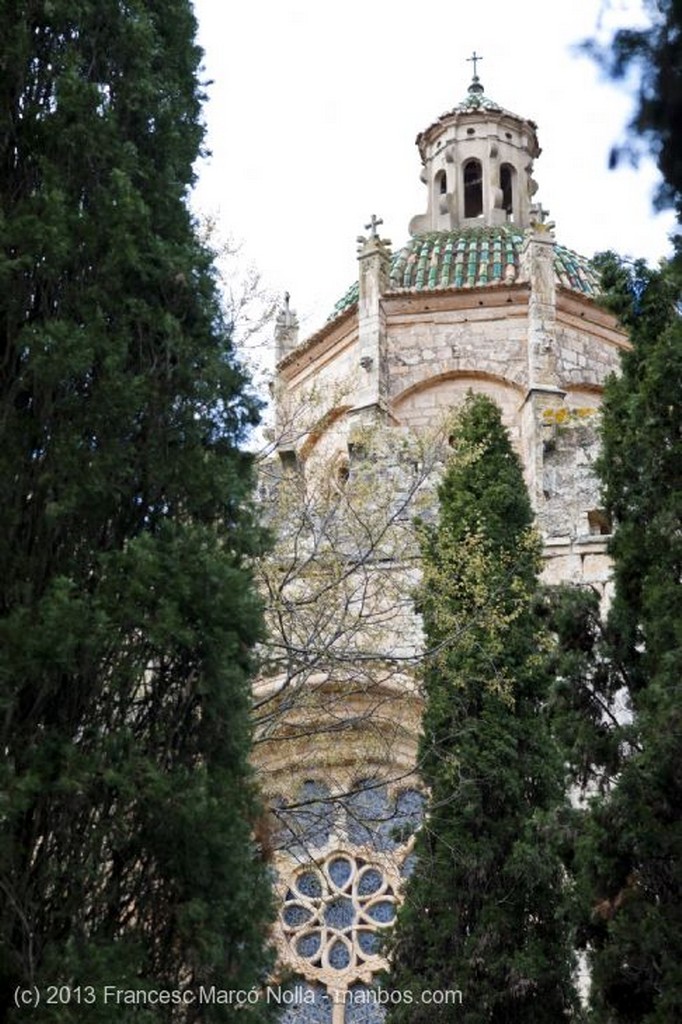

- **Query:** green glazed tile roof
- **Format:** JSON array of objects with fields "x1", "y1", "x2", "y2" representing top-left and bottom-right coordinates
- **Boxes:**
[
  {"x1": 553, "y1": 245, "x2": 601, "y2": 293},
  {"x1": 328, "y1": 228, "x2": 600, "y2": 321},
  {"x1": 328, "y1": 281, "x2": 358, "y2": 321},
  {"x1": 453, "y1": 85, "x2": 521, "y2": 118}
]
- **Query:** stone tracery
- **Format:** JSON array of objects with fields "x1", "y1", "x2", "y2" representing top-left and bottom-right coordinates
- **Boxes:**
[{"x1": 282, "y1": 852, "x2": 398, "y2": 980}]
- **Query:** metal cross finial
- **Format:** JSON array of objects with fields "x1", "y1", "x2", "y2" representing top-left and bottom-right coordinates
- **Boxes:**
[
  {"x1": 364, "y1": 214, "x2": 383, "y2": 239},
  {"x1": 467, "y1": 50, "x2": 483, "y2": 79}
]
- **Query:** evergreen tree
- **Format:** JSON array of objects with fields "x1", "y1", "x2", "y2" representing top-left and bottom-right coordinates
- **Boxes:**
[
  {"x1": 385, "y1": 394, "x2": 576, "y2": 1024},
  {"x1": 572, "y1": 6, "x2": 682, "y2": 1012},
  {"x1": 0, "y1": 2, "x2": 272, "y2": 1019},
  {"x1": 586, "y1": 0, "x2": 682, "y2": 229},
  {"x1": 545, "y1": 582, "x2": 622, "y2": 796},
  {"x1": 575, "y1": 255, "x2": 682, "y2": 1023}
]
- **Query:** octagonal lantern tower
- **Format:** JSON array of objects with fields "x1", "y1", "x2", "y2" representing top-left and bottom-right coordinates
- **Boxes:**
[{"x1": 410, "y1": 68, "x2": 541, "y2": 234}]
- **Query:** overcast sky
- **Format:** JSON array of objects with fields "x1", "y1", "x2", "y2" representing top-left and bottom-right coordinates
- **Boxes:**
[{"x1": 191, "y1": 0, "x2": 676, "y2": 338}]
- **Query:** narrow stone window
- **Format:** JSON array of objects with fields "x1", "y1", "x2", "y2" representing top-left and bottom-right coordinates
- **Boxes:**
[
  {"x1": 500, "y1": 163, "x2": 514, "y2": 217},
  {"x1": 279, "y1": 449, "x2": 299, "y2": 473},
  {"x1": 435, "y1": 169, "x2": 447, "y2": 195},
  {"x1": 463, "y1": 159, "x2": 483, "y2": 218},
  {"x1": 588, "y1": 509, "x2": 612, "y2": 536}
]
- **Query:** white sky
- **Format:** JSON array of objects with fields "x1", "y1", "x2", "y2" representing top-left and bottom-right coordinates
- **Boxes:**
[{"x1": 191, "y1": 0, "x2": 676, "y2": 339}]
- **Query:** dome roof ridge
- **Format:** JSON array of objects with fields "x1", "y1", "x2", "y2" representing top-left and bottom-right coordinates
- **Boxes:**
[
  {"x1": 328, "y1": 228, "x2": 600, "y2": 322},
  {"x1": 423, "y1": 92, "x2": 537, "y2": 140},
  {"x1": 407, "y1": 225, "x2": 524, "y2": 242}
]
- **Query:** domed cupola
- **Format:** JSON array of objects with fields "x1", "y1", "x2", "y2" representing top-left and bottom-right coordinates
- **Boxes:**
[{"x1": 409, "y1": 54, "x2": 541, "y2": 235}]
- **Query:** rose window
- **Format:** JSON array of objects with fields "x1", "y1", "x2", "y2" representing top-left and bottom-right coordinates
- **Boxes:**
[
  {"x1": 282, "y1": 852, "x2": 397, "y2": 978},
  {"x1": 273, "y1": 780, "x2": 424, "y2": 1002}
]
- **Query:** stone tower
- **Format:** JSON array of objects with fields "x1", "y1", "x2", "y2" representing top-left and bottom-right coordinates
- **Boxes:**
[
  {"x1": 258, "y1": 69, "x2": 628, "y2": 1023},
  {"x1": 409, "y1": 57, "x2": 540, "y2": 235}
]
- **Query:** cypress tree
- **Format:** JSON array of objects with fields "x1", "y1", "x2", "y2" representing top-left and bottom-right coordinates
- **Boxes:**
[
  {"x1": 385, "y1": 394, "x2": 576, "y2": 1023},
  {"x1": 573, "y1": 3, "x2": 682, "y2": 1010},
  {"x1": 0, "y1": 2, "x2": 272, "y2": 1019},
  {"x1": 576, "y1": 255, "x2": 682, "y2": 1023}
]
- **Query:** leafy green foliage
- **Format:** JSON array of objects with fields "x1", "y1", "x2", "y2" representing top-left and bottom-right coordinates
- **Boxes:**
[
  {"x1": 384, "y1": 395, "x2": 577, "y2": 1023},
  {"x1": 0, "y1": 2, "x2": 273, "y2": 1019}
]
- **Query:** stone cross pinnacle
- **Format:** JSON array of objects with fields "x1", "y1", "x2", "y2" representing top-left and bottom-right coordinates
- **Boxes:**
[{"x1": 364, "y1": 214, "x2": 383, "y2": 239}]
